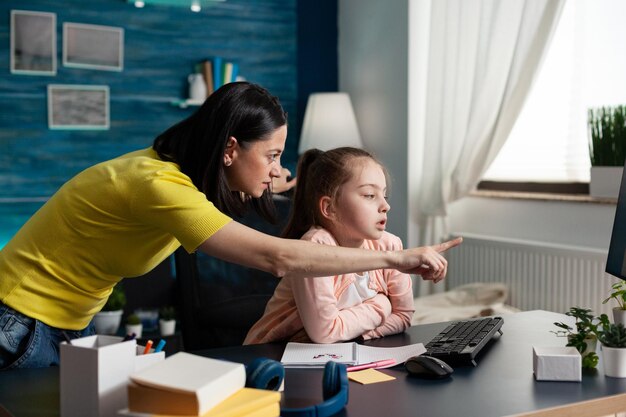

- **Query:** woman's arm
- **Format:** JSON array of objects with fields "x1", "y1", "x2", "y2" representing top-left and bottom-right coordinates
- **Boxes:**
[{"x1": 199, "y1": 220, "x2": 462, "y2": 279}]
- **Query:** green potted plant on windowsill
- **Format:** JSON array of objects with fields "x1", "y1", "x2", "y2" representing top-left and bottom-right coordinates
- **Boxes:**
[
  {"x1": 595, "y1": 314, "x2": 626, "y2": 378},
  {"x1": 125, "y1": 313, "x2": 143, "y2": 339},
  {"x1": 552, "y1": 307, "x2": 599, "y2": 369},
  {"x1": 93, "y1": 283, "x2": 126, "y2": 335},
  {"x1": 602, "y1": 281, "x2": 626, "y2": 325},
  {"x1": 159, "y1": 305, "x2": 177, "y2": 336},
  {"x1": 588, "y1": 104, "x2": 626, "y2": 198}
]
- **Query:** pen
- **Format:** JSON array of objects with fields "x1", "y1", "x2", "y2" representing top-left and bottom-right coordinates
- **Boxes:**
[
  {"x1": 122, "y1": 333, "x2": 136, "y2": 342},
  {"x1": 143, "y1": 340, "x2": 153, "y2": 355},
  {"x1": 346, "y1": 359, "x2": 396, "y2": 372},
  {"x1": 154, "y1": 339, "x2": 166, "y2": 353}
]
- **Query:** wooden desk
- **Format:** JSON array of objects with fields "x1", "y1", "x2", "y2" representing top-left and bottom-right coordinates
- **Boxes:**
[{"x1": 2, "y1": 311, "x2": 626, "y2": 417}]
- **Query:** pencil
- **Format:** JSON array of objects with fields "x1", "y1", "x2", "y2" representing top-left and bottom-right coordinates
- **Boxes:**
[{"x1": 143, "y1": 340, "x2": 153, "y2": 354}]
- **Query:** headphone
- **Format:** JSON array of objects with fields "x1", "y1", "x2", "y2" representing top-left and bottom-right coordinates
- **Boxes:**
[{"x1": 246, "y1": 357, "x2": 349, "y2": 417}]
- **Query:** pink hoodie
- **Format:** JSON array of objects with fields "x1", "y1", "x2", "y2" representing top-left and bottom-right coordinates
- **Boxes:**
[{"x1": 244, "y1": 227, "x2": 414, "y2": 345}]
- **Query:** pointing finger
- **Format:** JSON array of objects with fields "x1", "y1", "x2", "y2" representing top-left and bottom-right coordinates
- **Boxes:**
[{"x1": 434, "y1": 237, "x2": 463, "y2": 253}]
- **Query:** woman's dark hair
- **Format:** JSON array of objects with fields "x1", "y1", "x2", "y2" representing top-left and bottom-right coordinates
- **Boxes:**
[
  {"x1": 153, "y1": 82, "x2": 287, "y2": 221},
  {"x1": 282, "y1": 147, "x2": 388, "y2": 239}
]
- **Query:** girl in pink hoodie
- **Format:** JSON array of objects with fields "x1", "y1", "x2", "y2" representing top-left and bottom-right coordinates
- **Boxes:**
[{"x1": 245, "y1": 147, "x2": 417, "y2": 344}]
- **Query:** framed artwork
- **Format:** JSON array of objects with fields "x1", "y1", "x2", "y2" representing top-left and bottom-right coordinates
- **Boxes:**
[
  {"x1": 63, "y1": 23, "x2": 124, "y2": 71},
  {"x1": 48, "y1": 85, "x2": 110, "y2": 130},
  {"x1": 10, "y1": 10, "x2": 56, "y2": 75}
]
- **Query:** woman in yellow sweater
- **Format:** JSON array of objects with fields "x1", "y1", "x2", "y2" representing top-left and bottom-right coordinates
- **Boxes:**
[{"x1": 0, "y1": 81, "x2": 461, "y2": 369}]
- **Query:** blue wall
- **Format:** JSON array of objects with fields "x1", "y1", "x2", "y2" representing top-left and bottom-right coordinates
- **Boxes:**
[{"x1": 0, "y1": 0, "x2": 309, "y2": 248}]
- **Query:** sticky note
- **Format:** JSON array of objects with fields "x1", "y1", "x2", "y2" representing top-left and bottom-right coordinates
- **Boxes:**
[{"x1": 348, "y1": 368, "x2": 396, "y2": 384}]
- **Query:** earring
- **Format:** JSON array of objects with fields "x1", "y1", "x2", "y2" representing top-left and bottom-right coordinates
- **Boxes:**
[{"x1": 224, "y1": 159, "x2": 232, "y2": 167}]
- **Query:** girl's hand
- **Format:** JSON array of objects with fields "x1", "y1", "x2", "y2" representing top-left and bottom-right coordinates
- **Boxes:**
[{"x1": 398, "y1": 237, "x2": 463, "y2": 283}]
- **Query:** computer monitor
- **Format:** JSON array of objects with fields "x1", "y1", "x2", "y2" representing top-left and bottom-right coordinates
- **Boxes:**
[{"x1": 606, "y1": 159, "x2": 626, "y2": 280}]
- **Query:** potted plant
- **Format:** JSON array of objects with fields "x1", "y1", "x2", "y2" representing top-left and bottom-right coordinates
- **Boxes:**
[
  {"x1": 595, "y1": 314, "x2": 626, "y2": 378},
  {"x1": 93, "y1": 283, "x2": 126, "y2": 335},
  {"x1": 125, "y1": 313, "x2": 143, "y2": 339},
  {"x1": 552, "y1": 307, "x2": 599, "y2": 369},
  {"x1": 588, "y1": 104, "x2": 626, "y2": 198},
  {"x1": 603, "y1": 281, "x2": 626, "y2": 325},
  {"x1": 159, "y1": 306, "x2": 177, "y2": 336}
]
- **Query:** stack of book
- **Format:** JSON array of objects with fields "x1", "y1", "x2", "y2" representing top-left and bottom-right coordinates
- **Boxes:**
[
  {"x1": 120, "y1": 352, "x2": 280, "y2": 417},
  {"x1": 199, "y1": 57, "x2": 239, "y2": 97}
]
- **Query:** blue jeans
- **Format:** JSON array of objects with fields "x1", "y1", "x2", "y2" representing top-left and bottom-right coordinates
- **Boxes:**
[{"x1": 0, "y1": 302, "x2": 95, "y2": 369}]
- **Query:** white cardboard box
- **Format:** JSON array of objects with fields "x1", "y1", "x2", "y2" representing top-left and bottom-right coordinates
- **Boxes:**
[
  {"x1": 533, "y1": 345, "x2": 581, "y2": 382},
  {"x1": 60, "y1": 335, "x2": 164, "y2": 417}
]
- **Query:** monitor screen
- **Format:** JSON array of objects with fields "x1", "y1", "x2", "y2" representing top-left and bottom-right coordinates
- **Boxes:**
[{"x1": 606, "y1": 160, "x2": 626, "y2": 280}]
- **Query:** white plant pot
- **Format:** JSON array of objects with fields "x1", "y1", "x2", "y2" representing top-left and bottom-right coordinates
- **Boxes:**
[
  {"x1": 567, "y1": 334, "x2": 597, "y2": 359},
  {"x1": 93, "y1": 310, "x2": 123, "y2": 335},
  {"x1": 159, "y1": 319, "x2": 176, "y2": 336},
  {"x1": 582, "y1": 336, "x2": 598, "y2": 358},
  {"x1": 590, "y1": 166, "x2": 623, "y2": 199},
  {"x1": 602, "y1": 345, "x2": 626, "y2": 377},
  {"x1": 125, "y1": 323, "x2": 143, "y2": 339},
  {"x1": 612, "y1": 308, "x2": 626, "y2": 325}
]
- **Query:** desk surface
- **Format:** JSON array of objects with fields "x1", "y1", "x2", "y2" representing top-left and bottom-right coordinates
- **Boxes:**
[{"x1": 2, "y1": 310, "x2": 626, "y2": 417}]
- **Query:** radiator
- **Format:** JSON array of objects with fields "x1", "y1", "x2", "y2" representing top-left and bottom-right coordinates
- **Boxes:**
[{"x1": 446, "y1": 233, "x2": 619, "y2": 316}]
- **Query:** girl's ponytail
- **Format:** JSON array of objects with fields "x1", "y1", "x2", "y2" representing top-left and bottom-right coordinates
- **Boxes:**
[{"x1": 282, "y1": 149, "x2": 322, "y2": 239}]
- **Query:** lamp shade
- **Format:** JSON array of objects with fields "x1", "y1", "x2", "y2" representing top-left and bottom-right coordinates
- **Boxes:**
[{"x1": 298, "y1": 92, "x2": 363, "y2": 154}]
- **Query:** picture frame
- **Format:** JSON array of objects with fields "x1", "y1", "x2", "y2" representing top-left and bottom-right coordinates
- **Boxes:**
[
  {"x1": 63, "y1": 23, "x2": 124, "y2": 71},
  {"x1": 10, "y1": 10, "x2": 56, "y2": 75},
  {"x1": 48, "y1": 85, "x2": 110, "y2": 130}
]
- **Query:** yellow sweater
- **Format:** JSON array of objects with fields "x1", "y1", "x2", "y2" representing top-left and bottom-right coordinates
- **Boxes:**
[{"x1": 0, "y1": 147, "x2": 231, "y2": 329}]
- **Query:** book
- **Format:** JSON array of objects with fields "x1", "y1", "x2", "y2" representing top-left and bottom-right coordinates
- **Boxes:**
[
  {"x1": 118, "y1": 403, "x2": 279, "y2": 417},
  {"x1": 122, "y1": 387, "x2": 280, "y2": 417},
  {"x1": 280, "y1": 341, "x2": 426, "y2": 368},
  {"x1": 212, "y1": 56, "x2": 223, "y2": 91},
  {"x1": 223, "y1": 61, "x2": 233, "y2": 86},
  {"x1": 128, "y1": 352, "x2": 246, "y2": 416},
  {"x1": 202, "y1": 60, "x2": 214, "y2": 96}
]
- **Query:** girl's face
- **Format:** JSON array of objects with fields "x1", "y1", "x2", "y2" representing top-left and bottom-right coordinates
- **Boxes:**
[
  {"x1": 224, "y1": 124, "x2": 287, "y2": 198},
  {"x1": 324, "y1": 158, "x2": 390, "y2": 248}
]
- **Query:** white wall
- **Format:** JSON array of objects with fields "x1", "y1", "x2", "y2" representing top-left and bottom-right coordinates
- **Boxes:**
[{"x1": 338, "y1": 0, "x2": 409, "y2": 243}]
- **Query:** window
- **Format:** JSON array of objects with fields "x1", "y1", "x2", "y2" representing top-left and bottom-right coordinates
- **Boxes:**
[{"x1": 482, "y1": 0, "x2": 626, "y2": 184}]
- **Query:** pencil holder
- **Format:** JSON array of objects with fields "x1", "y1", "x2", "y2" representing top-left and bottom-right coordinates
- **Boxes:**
[{"x1": 60, "y1": 335, "x2": 165, "y2": 417}]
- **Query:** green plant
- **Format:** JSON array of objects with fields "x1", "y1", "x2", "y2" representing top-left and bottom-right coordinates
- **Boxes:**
[
  {"x1": 588, "y1": 104, "x2": 626, "y2": 167},
  {"x1": 603, "y1": 281, "x2": 626, "y2": 310},
  {"x1": 126, "y1": 313, "x2": 141, "y2": 325},
  {"x1": 102, "y1": 283, "x2": 126, "y2": 311},
  {"x1": 596, "y1": 314, "x2": 626, "y2": 348},
  {"x1": 552, "y1": 307, "x2": 599, "y2": 369},
  {"x1": 159, "y1": 306, "x2": 176, "y2": 321}
]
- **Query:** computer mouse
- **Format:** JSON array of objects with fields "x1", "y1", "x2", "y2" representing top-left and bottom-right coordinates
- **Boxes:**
[{"x1": 405, "y1": 355, "x2": 453, "y2": 379}]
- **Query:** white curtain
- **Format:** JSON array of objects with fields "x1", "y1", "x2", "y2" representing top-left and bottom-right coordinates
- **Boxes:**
[{"x1": 407, "y1": 0, "x2": 565, "y2": 296}]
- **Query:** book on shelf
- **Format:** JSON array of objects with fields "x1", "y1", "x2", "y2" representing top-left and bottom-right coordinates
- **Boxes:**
[
  {"x1": 223, "y1": 62, "x2": 233, "y2": 87},
  {"x1": 122, "y1": 387, "x2": 280, "y2": 417},
  {"x1": 128, "y1": 352, "x2": 246, "y2": 416},
  {"x1": 202, "y1": 60, "x2": 214, "y2": 96},
  {"x1": 194, "y1": 57, "x2": 239, "y2": 97},
  {"x1": 280, "y1": 341, "x2": 426, "y2": 368},
  {"x1": 212, "y1": 56, "x2": 223, "y2": 92}
]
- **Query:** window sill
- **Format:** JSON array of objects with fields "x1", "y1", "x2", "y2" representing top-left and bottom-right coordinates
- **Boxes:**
[{"x1": 469, "y1": 189, "x2": 616, "y2": 205}]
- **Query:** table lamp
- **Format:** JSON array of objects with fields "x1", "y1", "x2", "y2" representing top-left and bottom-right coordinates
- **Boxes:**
[{"x1": 298, "y1": 92, "x2": 363, "y2": 154}]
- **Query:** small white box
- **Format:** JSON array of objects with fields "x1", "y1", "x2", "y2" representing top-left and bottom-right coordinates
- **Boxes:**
[
  {"x1": 60, "y1": 335, "x2": 165, "y2": 417},
  {"x1": 533, "y1": 346, "x2": 581, "y2": 382}
]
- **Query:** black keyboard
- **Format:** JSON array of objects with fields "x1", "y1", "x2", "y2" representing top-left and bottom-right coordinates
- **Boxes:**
[{"x1": 424, "y1": 316, "x2": 504, "y2": 366}]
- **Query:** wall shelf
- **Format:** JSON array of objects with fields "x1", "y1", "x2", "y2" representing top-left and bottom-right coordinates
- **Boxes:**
[{"x1": 170, "y1": 98, "x2": 204, "y2": 108}]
